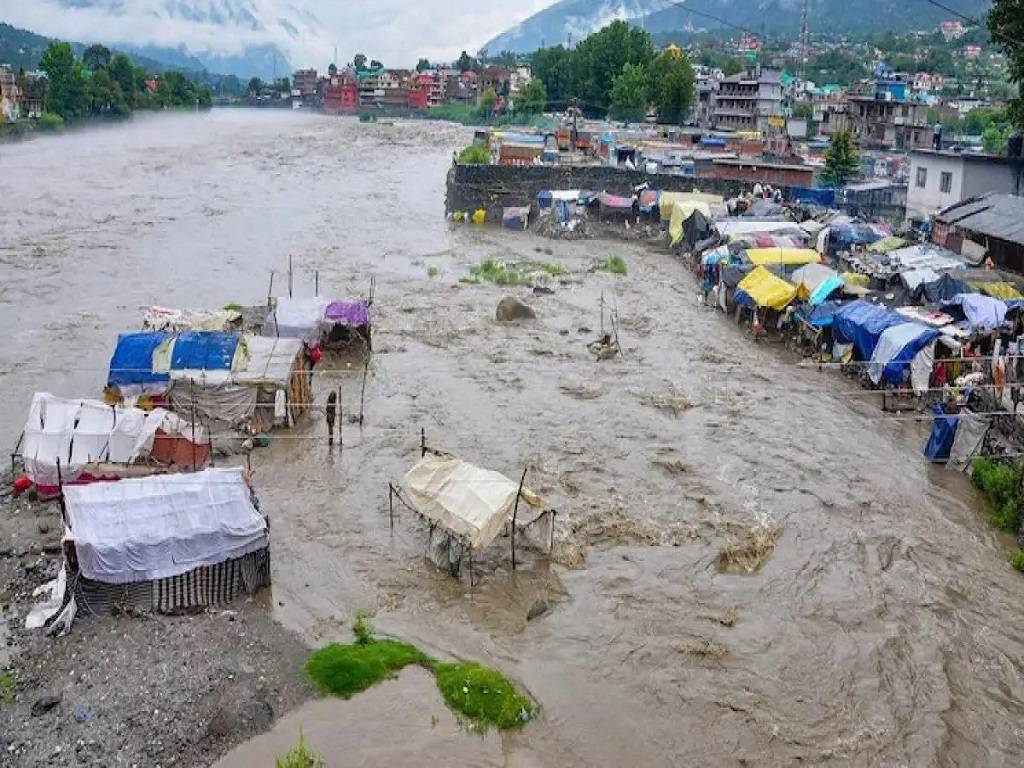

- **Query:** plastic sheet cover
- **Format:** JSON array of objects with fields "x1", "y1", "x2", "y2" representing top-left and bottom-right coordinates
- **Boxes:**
[
  {"x1": 401, "y1": 454, "x2": 543, "y2": 551},
  {"x1": 108, "y1": 332, "x2": 171, "y2": 392},
  {"x1": 943, "y1": 293, "x2": 1008, "y2": 331},
  {"x1": 833, "y1": 300, "x2": 905, "y2": 360},
  {"x1": 669, "y1": 200, "x2": 712, "y2": 246},
  {"x1": 267, "y1": 297, "x2": 329, "y2": 341},
  {"x1": 867, "y1": 323, "x2": 940, "y2": 386},
  {"x1": 64, "y1": 467, "x2": 268, "y2": 584},
  {"x1": 745, "y1": 248, "x2": 821, "y2": 267},
  {"x1": 736, "y1": 266, "x2": 797, "y2": 311}
]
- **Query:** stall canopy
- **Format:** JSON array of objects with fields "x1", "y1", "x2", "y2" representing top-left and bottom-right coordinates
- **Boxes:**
[
  {"x1": 19, "y1": 392, "x2": 207, "y2": 487},
  {"x1": 108, "y1": 332, "x2": 172, "y2": 395},
  {"x1": 735, "y1": 266, "x2": 797, "y2": 311},
  {"x1": 669, "y1": 201, "x2": 712, "y2": 246},
  {"x1": 265, "y1": 297, "x2": 328, "y2": 341},
  {"x1": 401, "y1": 454, "x2": 542, "y2": 551},
  {"x1": 63, "y1": 467, "x2": 267, "y2": 584},
  {"x1": 745, "y1": 247, "x2": 821, "y2": 267},
  {"x1": 977, "y1": 282, "x2": 1024, "y2": 301},
  {"x1": 168, "y1": 331, "x2": 240, "y2": 373},
  {"x1": 143, "y1": 306, "x2": 242, "y2": 332},
  {"x1": 791, "y1": 263, "x2": 844, "y2": 305},
  {"x1": 942, "y1": 293, "x2": 1008, "y2": 331},
  {"x1": 795, "y1": 300, "x2": 844, "y2": 328},
  {"x1": 638, "y1": 189, "x2": 659, "y2": 213},
  {"x1": 867, "y1": 323, "x2": 939, "y2": 387},
  {"x1": 913, "y1": 273, "x2": 972, "y2": 304},
  {"x1": 659, "y1": 191, "x2": 724, "y2": 222},
  {"x1": 833, "y1": 300, "x2": 905, "y2": 359},
  {"x1": 324, "y1": 301, "x2": 369, "y2": 328},
  {"x1": 597, "y1": 192, "x2": 635, "y2": 215},
  {"x1": 536, "y1": 190, "x2": 580, "y2": 207}
]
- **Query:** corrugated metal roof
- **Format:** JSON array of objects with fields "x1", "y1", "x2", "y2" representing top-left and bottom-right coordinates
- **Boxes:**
[{"x1": 936, "y1": 193, "x2": 1024, "y2": 245}]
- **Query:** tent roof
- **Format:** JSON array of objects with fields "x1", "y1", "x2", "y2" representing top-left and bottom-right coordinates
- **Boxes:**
[
  {"x1": 737, "y1": 266, "x2": 797, "y2": 310},
  {"x1": 401, "y1": 454, "x2": 541, "y2": 550},
  {"x1": 745, "y1": 247, "x2": 821, "y2": 266},
  {"x1": 64, "y1": 467, "x2": 267, "y2": 584},
  {"x1": 233, "y1": 335, "x2": 303, "y2": 387}
]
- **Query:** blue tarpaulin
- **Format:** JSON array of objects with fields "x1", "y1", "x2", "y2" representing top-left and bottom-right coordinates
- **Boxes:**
[
  {"x1": 830, "y1": 223, "x2": 883, "y2": 249},
  {"x1": 867, "y1": 322, "x2": 940, "y2": 386},
  {"x1": 108, "y1": 332, "x2": 171, "y2": 388},
  {"x1": 924, "y1": 405, "x2": 958, "y2": 462},
  {"x1": 170, "y1": 331, "x2": 239, "y2": 371},
  {"x1": 796, "y1": 300, "x2": 844, "y2": 328},
  {"x1": 699, "y1": 137, "x2": 727, "y2": 147},
  {"x1": 832, "y1": 300, "x2": 905, "y2": 359},
  {"x1": 789, "y1": 187, "x2": 836, "y2": 207}
]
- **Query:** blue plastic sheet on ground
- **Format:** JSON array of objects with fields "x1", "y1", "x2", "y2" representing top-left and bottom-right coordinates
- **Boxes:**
[
  {"x1": 170, "y1": 331, "x2": 239, "y2": 371},
  {"x1": 108, "y1": 332, "x2": 171, "y2": 387},
  {"x1": 832, "y1": 300, "x2": 905, "y2": 360},
  {"x1": 924, "y1": 405, "x2": 958, "y2": 462}
]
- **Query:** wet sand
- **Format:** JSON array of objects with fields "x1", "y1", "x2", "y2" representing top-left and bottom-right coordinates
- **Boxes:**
[{"x1": 3, "y1": 109, "x2": 1024, "y2": 766}]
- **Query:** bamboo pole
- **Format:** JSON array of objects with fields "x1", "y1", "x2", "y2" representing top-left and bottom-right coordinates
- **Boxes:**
[{"x1": 511, "y1": 467, "x2": 527, "y2": 571}]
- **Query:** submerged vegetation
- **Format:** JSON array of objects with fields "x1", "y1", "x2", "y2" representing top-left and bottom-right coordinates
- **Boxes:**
[
  {"x1": 275, "y1": 731, "x2": 325, "y2": 768},
  {"x1": 304, "y1": 617, "x2": 534, "y2": 731},
  {"x1": 598, "y1": 255, "x2": 628, "y2": 275},
  {"x1": 1012, "y1": 549, "x2": 1024, "y2": 573},
  {"x1": 971, "y1": 457, "x2": 1022, "y2": 533},
  {"x1": 469, "y1": 258, "x2": 565, "y2": 286}
]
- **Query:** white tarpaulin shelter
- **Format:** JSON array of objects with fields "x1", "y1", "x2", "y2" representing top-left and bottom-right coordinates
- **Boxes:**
[
  {"x1": 63, "y1": 467, "x2": 268, "y2": 584},
  {"x1": 867, "y1": 323, "x2": 935, "y2": 389},
  {"x1": 233, "y1": 335, "x2": 304, "y2": 386},
  {"x1": 266, "y1": 297, "x2": 328, "y2": 341},
  {"x1": 20, "y1": 393, "x2": 205, "y2": 487},
  {"x1": 715, "y1": 220, "x2": 804, "y2": 238},
  {"x1": 401, "y1": 454, "x2": 543, "y2": 551}
]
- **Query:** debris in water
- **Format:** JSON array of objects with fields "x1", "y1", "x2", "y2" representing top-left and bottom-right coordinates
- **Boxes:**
[
  {"x1": 717, "y1": 525, "x2": 781, "y2": 574},
  {"x1": 559, "y1": 382, "x2": 604, "y2": 400},
  {"x1": 678, "y1": 639, "x2": 729, "y2": 658},
  {"x1": 495, "y1": 296, "x2": 536, "y2": 322},
  {"x1": 637, "y1": 387, "x2": 698, "y2": 416},
  {"x1": 652, "y1": 458, "x2": 690, "y2": 475},
  {"x1": 587, "y1": 334, "x2": 618, "y2": 360}
]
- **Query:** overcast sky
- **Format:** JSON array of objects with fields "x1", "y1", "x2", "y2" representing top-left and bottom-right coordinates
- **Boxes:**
[{"x1": 4, "y1": 0, "x2": 561, "y2": 68}]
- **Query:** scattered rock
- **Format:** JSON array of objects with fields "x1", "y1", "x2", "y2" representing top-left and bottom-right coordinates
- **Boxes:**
[
  {"x1": 526, "y1": 598, "x2": 550, "y2": 621},
  {"x1": 31, "y1": 692, "x2": 62, "y2": 717},
  {"x1": 533, "y1": 285, "x2": 554, "y2": 296},
  {"x1": 495, "y1": 296, "x2": 536, "y2": 322},
  {"x1": 36, "y1": 520, "x2": 50, "y2": 535}
]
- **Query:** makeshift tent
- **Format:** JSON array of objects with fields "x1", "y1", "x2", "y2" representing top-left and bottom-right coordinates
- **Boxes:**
[
  {"x1": 638, "y1": 189, "x2": 659, "y2": 213},
  {"x1": 735, "y1": 266, "x2": 797, "y2": 311},
  {"x1": 19, "y1": 392, "x2": 209, "y2": 489},
  {"x1": 867, "y1": 236, "x2": 906, "y2": 254},
  {"x1": 168, "y1": 331, "x2": 241, "y2": 375},
  {"x1": 730, "y1": 232, "x2": 808, "y2": 250},
  {"x1": 899, "y1": 267, "x2": 941, "y2": 293},
  {"x1": 265, "y1": 297, "x2": 328, "y2": 342},
  {"x1": 942, "y1": 294, "x2": 1008, "y2": 331},
  {"x1": 830, "y1": 222, "x2": 885, "y2": 249},
  {"x1": 502, "y1": 206, "x2": 530, "y2": 230},
  {"x1": 977, "y1": 281, "x2": 1023, "y2": 301},
  {"x1": 399, "y1": 453, "x2": 554, "y2": 574},
  {"x1": 702, "y1": 246, "x2": 733, "y2": 266},
  {"x1": 716, "y1": 220, "x2": 805, "y2": 238},
  {"x1": 744, "y1": 200, "x2": 784, "y2": 218},
  {"x1": 888, "y1": 244, "x2": 965, "y2": 273},
  {"x1": 788, "y1": 187, "x2": 835, "y2": 207},
  {"x1": 536, "y1": 190, "x2": 580, "y2": 209},
  {"x1": 833, "y1": 300, "x2": 905, "y2": 359},
  {"x1": 107, "y1": 332, "x2": 171, "y2": 397},
  {"x1": 913, "y1": 273, "x2": 972, "y2": 304},
  {"x1": 947, "y1": 411, "x2": 989, "y2": 467},
  {"x1": 795, "y1": 300, "x2": 844, "y2": 329},
  {"x1": 792, "y1": 263, "x2": 844, "y2": 305},
  {"x1": 597, "y1": 192, "x2": 635, "y2": 218},
  {"x1": 658, "y1": 191, "x2": 724, "y2": 222},
  {"x1": 669, "y1": 200, "x2": 712, "y2": 246},
  {"x1": 745, "y1": 248, "x2": 821, "y2": 267},
  {"x1": 64, "y1": 467, "x2": 267, "y2": 584},
  {"x1": 866, "y1": 323, "x2": 939, "y2": 388},
  {"x1": 321, "y1": 300, "x2": 371, "y2": 350},
  {"x1": 143, "y1": 306, "x2": 242, "y2": 332}
]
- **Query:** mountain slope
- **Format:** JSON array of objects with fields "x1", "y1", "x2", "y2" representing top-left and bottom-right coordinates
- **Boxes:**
[{"x1": 484, "y1": 0, "x2": 993, "y2": 53}]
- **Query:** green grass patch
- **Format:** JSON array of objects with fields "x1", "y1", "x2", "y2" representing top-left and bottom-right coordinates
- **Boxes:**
[
  {"x1": 435, "y1": 661, "x2": 534, "y2": 731},
  {"x1": 971, "y1": 457, "x2": 1022, "y2": 533},
  {"x1": 457, "y1": 144, "x2": 491, "y2": 165},
  {"x1": 427, "y1": 266, "x2": 440, "y2": 278},
  {"x1": 598, "y1": 256, "x2": 628, "y2": 275},
  {"x1": 305, "y1": 618, "x2": 535, "y2": 731},
  {"x1": 0, "y1": 671, "x2": 13, "y2": 706},
  {"x1": 1012, "y1": 549, "x2": 1024, "y2": 573},
  {"x1": 276, "y1": 730, "x2": 325, "y2": 768},
  {"x1": 469, "y1": 258, "x2": 564, "y2": 287},
  {"x1": 222, "y1": 302, "x2": 244, "y2": 312}
]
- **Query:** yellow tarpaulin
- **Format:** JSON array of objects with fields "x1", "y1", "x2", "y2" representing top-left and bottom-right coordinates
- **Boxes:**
[
  {"x1": 658, "y1": 190, "x2": 724, "y2": 221},
  {"x1": 745, "y1": 248, "x2": 821, "y2": 266},
  {"x1": 737, "y1": 266, "x2": 797, "y2": 310},
  {"x1": 842, "y1": 272, "x2": 869, "y2": 288},
  {"x1": 977, "y1": 281, "x2": 1024, "y2": 300},
  {"x1": 867, "y1": 236, "x2": 906, "y2": 253},
  {"x1": 668, "y1": 200, "x2": 712, "y2": 246}
]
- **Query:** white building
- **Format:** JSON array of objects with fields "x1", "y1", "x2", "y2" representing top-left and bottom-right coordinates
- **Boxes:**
[
  {"x1": 711, "y1": 66, "x2": 782, "y2": 133},
  {"x1": 905, "y1": 148, "x2": 1024, "y2": 220}
]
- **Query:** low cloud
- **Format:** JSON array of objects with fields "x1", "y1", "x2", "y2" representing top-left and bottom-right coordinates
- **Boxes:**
[{"x1": 4, "y1": 0, "x2": 560, "y2": 68}]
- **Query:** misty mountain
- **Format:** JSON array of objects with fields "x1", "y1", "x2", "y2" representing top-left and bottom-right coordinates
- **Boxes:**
[
  {"x1": 42, "y1": 0, "x2": 313, "y2": 79},
  {"x1": 483, "y1": 0, "x2": 993, "y2": 54}
]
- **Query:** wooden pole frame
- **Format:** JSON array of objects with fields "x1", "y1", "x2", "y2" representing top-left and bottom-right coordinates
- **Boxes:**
[{"x1": 510, "y1": 467, "x2": 527, "y2": 571}]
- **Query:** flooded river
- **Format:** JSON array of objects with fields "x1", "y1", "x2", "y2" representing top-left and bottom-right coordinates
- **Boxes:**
[{"x1": 4, "y1": 109, "x2": 1024, "y2": 766}]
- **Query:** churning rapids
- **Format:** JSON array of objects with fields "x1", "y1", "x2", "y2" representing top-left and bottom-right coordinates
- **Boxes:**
[{"x1": 3, "y1": 109, "x2": 1024, "y2": 766}]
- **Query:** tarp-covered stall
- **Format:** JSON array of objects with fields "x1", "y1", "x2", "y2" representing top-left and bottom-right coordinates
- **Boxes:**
[
  {"x1": 57, "y1": 467, "x2": 271, "y2": 617},
  {"x1": 942, "y1": 294, "x2": 1008, "y2": 332},
  {"x1": 264, "y1": 297, "x2": 328, "y2": 342},
  {"x1": 399, "y1": 453, "x2": 554, "y2": 575},
  {"x1": 745, "y1": 248, "x2": 821, "y2": 267},
  {"x1": 792, "y1": 263, "x2": 844, "y2": 306},
  {"x1": 502, "y1": 205, "x2": 531, "y2": 230},
  {"x1": 107, "y1": 332, "x2": 172, "y2": 398},
  {"x1": 597, "y1": 192, "x2": 635, "y2": 218},
  {"x1": 866, "y1": 323, "x2": 939, "y2": 390},
  {"x1": 321, "y1": 299, "x2": 371, "y2": 351},
  {"x1": 833, "y1": 300, "x2": 905, "y2": 360},
  {"x1": 735, "y1": 266, "x2": 797, "y2": 311}
]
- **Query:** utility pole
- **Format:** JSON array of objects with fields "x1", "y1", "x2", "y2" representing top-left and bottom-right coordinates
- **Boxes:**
[{"x1": 799, "y1": 0, "x2": 810, "y2": 83}]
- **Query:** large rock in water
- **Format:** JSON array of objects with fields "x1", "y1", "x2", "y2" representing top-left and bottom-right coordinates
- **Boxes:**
[{"x1": 496, "y1": 296, "x2": 536, "y2": 322}]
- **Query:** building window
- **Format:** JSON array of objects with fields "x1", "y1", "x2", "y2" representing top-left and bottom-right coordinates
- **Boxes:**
[
  {"x1": 916, "y1": 167, "x2": 927, "y2": 188},
  {"x1": 940, "y1": 171, "x2": 952, "y2": 194}
]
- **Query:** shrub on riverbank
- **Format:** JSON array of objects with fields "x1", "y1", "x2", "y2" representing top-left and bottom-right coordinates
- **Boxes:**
[
  {"x1": 457, "y1": 144, "x2": 490, "y2": 164},
  {"x1": 304, "y1": 617, "x2": 535, "y2": 731},
  {"x1": 38, "y1": 113, "x2": 64, "y2": 131},
  {"x1": 970, "y1": 457, "x2": 1022, "y2": 533},
  {"x1": 1012, "y1": 549, "x2": 1024, "y2": 573},
  {"x1": 599, "y1": 256, "x2": 628, "y2": 275},
  {"x1": 275, "y1": 731, "x2": 325, "y2": 768}
]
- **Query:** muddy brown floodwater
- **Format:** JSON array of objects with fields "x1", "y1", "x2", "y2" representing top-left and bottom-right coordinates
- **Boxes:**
[{"x1": 4, "y1": 109, "x2": 1024, "y2": 767}]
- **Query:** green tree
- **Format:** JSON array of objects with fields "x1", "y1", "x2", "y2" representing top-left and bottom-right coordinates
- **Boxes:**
[
  {"x1": 531, "y1": 45, "x2": 574, "y2": 105},
  {"x1": 648, "y1": 49, "x2": 695, "y2": 124},
  {"x1": 85, "y1": 68, "x2": 128, "y2": 115},
  {"x1": 107, "y1": 53, "x2": 138, "y2": 108},
  {"x1": 480, "y1": 85, "x2": 498, "y2": 114},
  {"x1": 792, "y1": 101, "x2": 813, "y2": 119},
  {"x1": 572, "y1": 21, "x2": 654, "y2": 114},
  {"x1": 353, "y1": 53, "x2": 367, "y2": 70},
  {"x1": 248, "y1": 77, "x2": 263, "y2": 96},
  {"x1": 82, "y1": 43, "x2": 111, "y2": 72},
  {"x1": 517, "y1": 77, "x2": 547, "y2": 115},
  {"x1": 722, "y1": 58, "x2": 745, "y2": 77},
  {"x1": 219, "y1": 73, "x2": 242, "y2": 97},
  {"x1": 982, "y1": 123, "x2": 1012, "y2": 154},
  {"x1": 821, "y1": 130, "x2": 861, "y2": 187},
  {"x1": 369, "y1": 59, "x2": 383, "y2": 69},
  {"x1": 988, "y1": 0, "x2": 1024, "y2": 130},
  {"x1": 456, "y1": 50, "x2": 474, "y2": 72},
  {"x1": 609, "y1": 62, "x2": 648, "y2": 122},
  {"x1": 416, "y1": 58, "x2": 431, "y2": 72},
  {"x1": 278, "y1": 76, "x2": 291, "y2": 92},
  {"x1": 39, "y1": 42, "x2": 87, "y2": 120}
]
